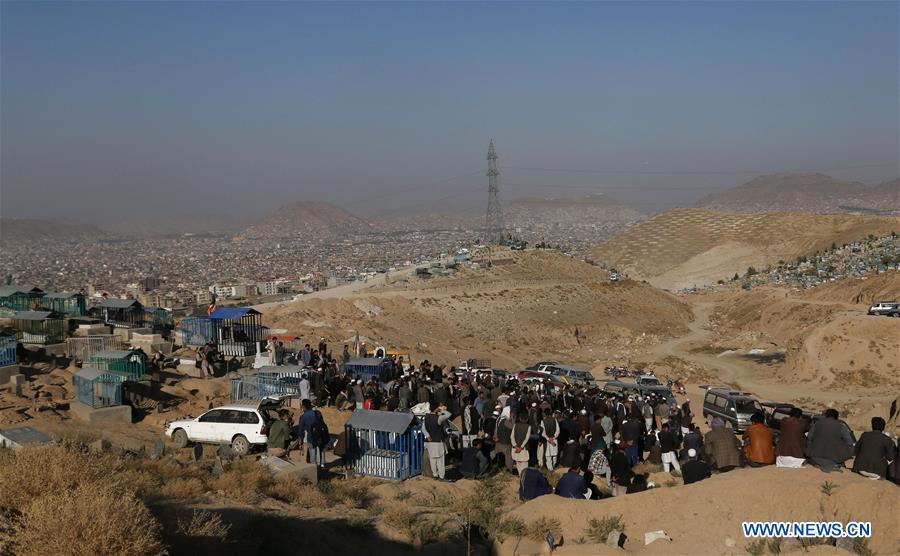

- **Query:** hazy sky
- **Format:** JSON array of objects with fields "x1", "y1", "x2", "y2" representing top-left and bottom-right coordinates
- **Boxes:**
[{"x1": 2, "y1": 1, "x2": 898, "y2": 226}]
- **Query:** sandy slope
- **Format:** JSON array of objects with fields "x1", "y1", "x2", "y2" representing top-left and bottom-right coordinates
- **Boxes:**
[{"x1": 501, "y1": 466, "x2": 898, "y2": 555}]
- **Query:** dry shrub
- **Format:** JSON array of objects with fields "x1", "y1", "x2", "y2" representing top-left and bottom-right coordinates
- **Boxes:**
[
  {"x1": 0, "y1": 444, "x2": 121, "y2": 511},
  {"x1": 316, "y1": 476, "x2": 376, "y2": 508},
  {"x1": 209, "y1": 459, "x2": 274, "y2": 503},
  {"x1": 176, "y1": 510, "x2": 230, "y2": 540},
  {"x1": 525, "y1": 516, "x2": 562, "y2": 542},
  {"x1": 118, "y1": 469, "x2": 164, "y2": 499},
  {"x1": 267, "y1": 479, "x2": 327, "y2": 507},
  {"x1": 382, "y1": 506, "x2": 449, "y2": 546},
  {"x1": 8, "y1": 483, "x2": 164, "y2": 556},
  {"x1": 158, "y1": 477, "x2": 206, "y2": 501}
]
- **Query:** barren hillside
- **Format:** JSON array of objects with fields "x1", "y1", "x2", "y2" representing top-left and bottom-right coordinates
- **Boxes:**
[
  {"x1": 698, "y1": 172, "x2": 899, "y2": 214},
  {"x1": 707, "y1": 274, "x2": 900, "y2": 393},
  {"x1": 239, "y1": 201, "x2": 370, "y2": 239},
  {"x1": 264, "y1": 250, "x2": 692, "y2": 368},
  {"x1": 590, "y1": 209, "x2": 900, "y2": 290}
]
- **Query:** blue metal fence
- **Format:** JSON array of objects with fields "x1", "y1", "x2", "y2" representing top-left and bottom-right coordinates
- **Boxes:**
[
  {"x1": 345, "y1": 421, "x2": 424, "y2": 481},
  {"x1": 0, "y1": 335, "x2": 16, "y2": 367},
  {"x1": 74, "y1": 369, "x2": 124, "y2": 409},
  {"x1": 181, "y1": 317, "x2": 215, "y2": 347},
  {"x1": 229, "y1": 370, "x2": 304, "y2": 402}
]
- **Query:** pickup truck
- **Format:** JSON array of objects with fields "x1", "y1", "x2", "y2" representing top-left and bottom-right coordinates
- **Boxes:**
[{"x1": 457, "y1": 358, "x2": 492, "y2": 372}]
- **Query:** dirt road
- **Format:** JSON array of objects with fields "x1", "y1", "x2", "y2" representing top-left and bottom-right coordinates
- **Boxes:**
[{"x1": 650, "y1": 298, "x2": 882, "y2": 405}]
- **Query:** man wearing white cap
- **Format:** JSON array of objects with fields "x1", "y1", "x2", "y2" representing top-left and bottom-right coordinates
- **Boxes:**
[{"x1": 682, "y1": 448, "x2": 711, "y2": 485}]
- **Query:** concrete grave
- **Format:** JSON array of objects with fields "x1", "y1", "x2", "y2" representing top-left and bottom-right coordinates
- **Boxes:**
[
  {"x1": 0, "y1": 426, "x2": 52, "y2": 449},
  {"x1": 0, "y1": 364, "x2": 19, "y2": 386},
  {"x1": 70, "y1": 401, "x2": 132, "y2": 424},
  {"x1": 259, "y1": 455, "x2": 318, "y2": 485}
]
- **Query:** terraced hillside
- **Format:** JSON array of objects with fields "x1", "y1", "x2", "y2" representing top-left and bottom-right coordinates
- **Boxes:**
[{"x1": 590, "y1": 208, "x2": 899, "y2": 290}]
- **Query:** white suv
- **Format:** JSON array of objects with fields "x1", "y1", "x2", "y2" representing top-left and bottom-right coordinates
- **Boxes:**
[
  {"x1": 867, "y1": 301, "x2": 899, "y2": 316},
  {"x1": 164, "y1": 398, "x2": 284, "y2": 455}
]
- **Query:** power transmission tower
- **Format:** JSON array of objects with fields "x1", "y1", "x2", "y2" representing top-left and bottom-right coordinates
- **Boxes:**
[{"x1": 485, "y1": 139, "x2": 505, "y2": 243}]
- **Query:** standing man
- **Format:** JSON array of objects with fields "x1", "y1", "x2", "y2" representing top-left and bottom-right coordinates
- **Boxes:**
[
  {"x1": 510, "y1": 412, "x2": 531, "y2": 474},
  {"x1": 658, "y1": 423, "x2": 681, "y2": 474},
  {"x1": 424, "y1": 403, "x2": 452, "y2": 480},
  {"x1": 267, "y1": 409, "x2": 291, "y2": 458},
  {"x1": 540, "y1": 408, "x2": 560, "y2": 470},
  {"x1": 296, "y1": 399, "x2": 323, "y2": 465},
  {"x1": 300, "y1": 344, "x2": 312, "y2": 367},
  {"x1": 341, "y1": 344, "x2": 351, "y2": 370}
]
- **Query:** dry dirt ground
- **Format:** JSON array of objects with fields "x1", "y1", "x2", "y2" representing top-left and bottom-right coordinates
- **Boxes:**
[{"x1": 1, "y1": 251, "x2": 897, "y2": 555}]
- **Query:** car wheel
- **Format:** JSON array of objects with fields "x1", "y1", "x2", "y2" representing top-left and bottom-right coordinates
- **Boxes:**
[
  {"x1": 172, "y1": 429, "x2": 189, "y2": 449},
  {"x1": 231, "y1": 434, "x2": 250, "y2": 456}
]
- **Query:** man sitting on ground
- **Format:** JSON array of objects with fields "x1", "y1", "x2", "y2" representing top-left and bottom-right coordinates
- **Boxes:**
[
  {"x1": 776, "y1": 407, "x2": 808, "y2": 468},
  {"x1": 682, "y1": 448, "x2": 711, "y2": 485},
  {"x1": 743, "y1": 412, "x2": 775, "y2": 467},
  {"x1": 460, "y1": 438, "x2": 490, "y2": 479},
  {"x1": 852, "y1": 417, "x2": 895, "y2": 480},
  {"x1": 807, "y1": 408, "x2": 855, "y2": 473},
  {"x1": 555, "y1": 466, "x2": 587, "y2": 499},
  {"x1": 704, "y1": 418, "x2": 742, "y2": 472},
  {"x1": 519, "y1": 459, "x2": 552, "y2": 501}
]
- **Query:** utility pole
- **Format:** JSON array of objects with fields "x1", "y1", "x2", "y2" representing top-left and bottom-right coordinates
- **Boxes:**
[{"x1": 485, "y1": 139, "x2": 505, "y2": 244}]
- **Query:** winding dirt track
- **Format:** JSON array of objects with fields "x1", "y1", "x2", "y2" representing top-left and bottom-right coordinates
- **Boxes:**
[{"x1": 650, "y1": 298, "x2": 878, "y2": 405}]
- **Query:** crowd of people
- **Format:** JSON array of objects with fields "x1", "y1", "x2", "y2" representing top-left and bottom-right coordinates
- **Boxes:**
[
  {"x1": 331, "y1": 360, "x2": 900, "y2": 497},
  {"x1": 211, "y1": 338, "x2": 899, "y2": 493}
]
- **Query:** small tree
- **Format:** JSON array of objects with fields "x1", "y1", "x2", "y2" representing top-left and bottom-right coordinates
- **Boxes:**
[
  {"x1": 732, "y1": 273, "x2": 740, "y2": 281},
  {"x1": 746, "y1": 266, "x2": 758, "y2": 277}
]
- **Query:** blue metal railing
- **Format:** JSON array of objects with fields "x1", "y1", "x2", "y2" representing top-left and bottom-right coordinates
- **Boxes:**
[
  {"x1": 229, "y1": 371, "x2": 305, "y2": 402},
  {"x1": 345, "y1": 425, "x2": 423, "y2": 481},
  {"x1": 0, "y1": 335, "x2": 16, "y2": 367}
]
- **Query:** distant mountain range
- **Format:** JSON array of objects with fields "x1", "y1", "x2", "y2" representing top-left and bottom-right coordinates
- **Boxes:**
[
  {"x1": 0, "y1": 218, "x2": 111, "y2": 242},
  {"x1": 506, "y1": 194, "x2": 645, "y2": 225},
  {"x1": 238, "y1": 201, "x2": 371, "y2": 239},
  {"x1": 698, "y1": 173, "x2": 899, "y2": 214}
]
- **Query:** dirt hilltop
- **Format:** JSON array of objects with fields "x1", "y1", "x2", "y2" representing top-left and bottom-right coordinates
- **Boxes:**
[{"x1": 264, "y1": 250, "x2": 693, "y2": 369}]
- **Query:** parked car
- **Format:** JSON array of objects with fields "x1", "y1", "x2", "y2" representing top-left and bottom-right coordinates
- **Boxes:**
[
  {"x1": 636, "y1": 374, "x2": 662, "y2": 386},
  {"x1": 867, "y1": 301, "x2": 899, "y2": 316},
  {"x1": 526, "y1": 360, "x2": 560, "y2": 371},
  {"x1": 164, "y1": 397, "x2": 287, "y2": 455},
  {"x1": 538, "y1": 364, "x2": 597, "y2": 387},
  {"x1": 702, "y1": 389, "x2": 763, "y2": 432},
  {"x1": 760, "y1": 402, "x2": 816, "y2": 431}
]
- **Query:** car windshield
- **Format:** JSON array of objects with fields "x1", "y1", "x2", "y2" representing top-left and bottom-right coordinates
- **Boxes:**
[{"x1": 735, "y1": 400, "x2": 761, "y2": 415}]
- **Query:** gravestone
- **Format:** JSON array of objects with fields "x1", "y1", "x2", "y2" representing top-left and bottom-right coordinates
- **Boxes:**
[
  {"x1": 150, "y1": 440, "x2": 165, "y2": 460},
  {"x1": 193, "y1": 443, "x2": 203, "y2": 461}
]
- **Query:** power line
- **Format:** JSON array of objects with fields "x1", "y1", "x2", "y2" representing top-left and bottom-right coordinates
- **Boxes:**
[
  {"x1": 342, "y1": 169, "x2": 483, "y2": 207},
  {"x1": 500, "y1": 162, "x2": 898, "y2": 176},
  {"x1": 504, "y1": 182, "x2": 719, "y2": 191}
]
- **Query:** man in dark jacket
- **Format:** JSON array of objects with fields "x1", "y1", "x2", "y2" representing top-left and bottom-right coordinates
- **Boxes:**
[
  {"x1": 460, "y1": 438, "x2": 489, "y2": 479},
  {"x1": 682, "y1": 448, "x2": 711, "y2": 485},
  {"x1": 704, "y1": 418, "x2": 742, "y2": 471},
  {"x1": 658, "y1": 423, "x2": 681, "y2": 473},
  {"x1": 776, "y1": 407, "x2": 808, "y2": 468},
  {"x1": 519, "y1": 459, "x2": 552, "y2": 501},
  {"x1": 852, "y1": 417, "x2": 895, "y2": 479},
  {"x1": 555, "y1": 466, "x2": 587, "y2": 499},
  {"x1": 807, "y1": 409, "x2": 855, "y2": 472}
]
